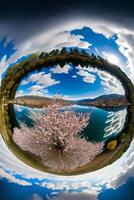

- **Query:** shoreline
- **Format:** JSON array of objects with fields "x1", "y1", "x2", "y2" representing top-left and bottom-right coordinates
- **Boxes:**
[{"x1": 9, "y1": 101, "x2": 130, "y2": 110}]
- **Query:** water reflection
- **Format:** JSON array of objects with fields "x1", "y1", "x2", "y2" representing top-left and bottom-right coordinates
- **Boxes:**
[
  {"x1": 104, "y1": 108, "x2": 127, "y2": 137},
  {"x1": 14, "y1": 104, "x2": 127, "y2": 142}
]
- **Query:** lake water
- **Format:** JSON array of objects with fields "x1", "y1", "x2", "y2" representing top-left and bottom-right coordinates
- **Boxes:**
[{"x1": 13, "y1": 104, "x2": 127, "y2": 142}]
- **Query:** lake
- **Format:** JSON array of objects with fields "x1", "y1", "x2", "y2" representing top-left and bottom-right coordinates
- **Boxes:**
[{"x1": 13, "y1": 104, "x2": 127, "y2": 142}]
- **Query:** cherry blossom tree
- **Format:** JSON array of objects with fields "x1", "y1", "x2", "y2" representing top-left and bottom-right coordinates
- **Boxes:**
[{"x1": 13, "y1": 103, "x2": 104, "y2": 171}]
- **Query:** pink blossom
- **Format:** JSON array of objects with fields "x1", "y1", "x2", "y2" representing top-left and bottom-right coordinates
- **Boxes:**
[{"x1": 13, "y1": 103, "x2": 104, "y2": 171}]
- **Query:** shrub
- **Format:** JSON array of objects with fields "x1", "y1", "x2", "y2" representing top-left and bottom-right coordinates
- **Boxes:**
[{"x1": 106, "y1": 140, "x2": 117, "y2": 150}]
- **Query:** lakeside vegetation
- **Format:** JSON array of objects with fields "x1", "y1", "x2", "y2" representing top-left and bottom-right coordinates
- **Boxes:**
[{"x1": 0, "y1": 47, "x2": 134, "y2": 175}]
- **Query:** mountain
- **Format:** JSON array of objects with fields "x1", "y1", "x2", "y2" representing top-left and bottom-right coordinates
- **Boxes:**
[
  {"x1": 74, "y1": 94, "x2": 124, "y2": 103},
  {"x1": 73, "y1": 94, "x2": 129, "y2": 108},
  {"x1": 91, "y1": 94, "x2": 124, "y2": 101}
]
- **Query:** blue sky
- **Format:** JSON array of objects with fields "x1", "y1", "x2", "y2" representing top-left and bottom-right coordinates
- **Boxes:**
[
  {"x1": 98, "y1": 177, "x2": 134, "y2": 200},
  {"x1": 0, "y1": 26, "x2": 128, "y2": 100},
  {"x1": 14, "y1": 27, "x2": 128, "y2": 100},
  {"x1": 16, "y1": 64, "x2": 125, "y2": 100},
  {"x1": 0, "y1": 37, "x2": 16, "y2": 60},
  {"x1": 0, "y1": 176, "x2": 133, "y2": 200},
  {"x1": 16, "y1": 65, "x2": 105, "y2": 99},
  {"x1": 71, "y1": 27, "x2": 128, "y2": 68},
  {"x1": 0, "y1": 178, "x2": 58, "y2": 200}
]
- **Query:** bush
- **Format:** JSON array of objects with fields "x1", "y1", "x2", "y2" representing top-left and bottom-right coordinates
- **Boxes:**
[{"x1": 106, "y1": 140, "x2": 117, "y2": 150}]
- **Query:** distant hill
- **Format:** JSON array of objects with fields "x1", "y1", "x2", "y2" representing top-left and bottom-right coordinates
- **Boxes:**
[
  {"x1": 12, "y1": 95, "x2": 71, "y2": 108},
  {"x1": 74, "y1": 94, "x2": 124, "y2": 103},
  {"x1": 11, "y1": 94, "x2": 129, "y2": 109},
  {"x1": 74, "y1": 94, "x2": 129, "y2": 108},
  {"x1": 93, "y1": 94, "x2": 124, "y2": 101}
]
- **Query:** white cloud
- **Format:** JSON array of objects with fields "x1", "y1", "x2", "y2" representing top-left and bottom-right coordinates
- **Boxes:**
[
  {"x1": 102, "y1": 52, "x2": 120, "y2": 65},
  {"x1": 1, "y1": 18, "x2": 134, "y2": 85},
  {"x1": 77, "y1": 69, "x2": 96, "y2": 83},
  {"x1": 14, "y1": 105, "x2": 42, "y2": 121},
  {"x1": 20, "y1": 72, "x2": 60, "y2": 89},
  {"x1": 1, "y1": 16, "x2": 134, "y2": 83},
  {"x1": 48, "y1": 191, "x2": 98, "y2": 200},
  {"x1": 106, "y1": 139, "x2": 134, "y2": 189},
  {"x1": 13, "y1": 104, "x2": 24, "y2": 112},
  {"x1": 77, "y1": 70, "x2": 90, "y2": 77},
  {"x1": 2, "y1": 28, "x2": 91, "y2": 76},
  {"x1": 98, "y1": 71, "x2": 125, "y2": 95},
  {"x1": 16, "y1": 85, "x2": 48, "y2": 97},
  {"x1": 104, "y1": 109, "x2": 127, "y2": 137},
  {"x1": 44, "y1": 31, "x2": 91, "y2": 51},
  {"x1": 72, "y1": 75, "x2": 77, "y2": 78},
  {"x1": 16, "y1": 90, "x2": 24, "y2": 97},
  {"x1": 27, "y1": 85, "x2": 48, "y2": 96},
  {"x1": 37, "y1": 73, "x2": 60, "y2": 87},
  {"x1": 51, "y1": 64, "x2": 72, "y2": 74},
  {"x1": 21, "y1": 79, "x2": 30, "y2": 86},
  {"x1": 32, "y1": 194, "x2": 43, "y2": 200},
  {"x1": 83, "y1": 76, "x2": 95, "y2": 83},
  {"x1": 76, "y1": 65, "x2": 124, "y2": 93},
  {"x1": 0, "y1": 55, "x2": 7, "y2": 84},
  {"x1": 87, "y1": 22, "x2": 134, "y2": 82},
  {"x1": 29, "y1": 85, "x2": 44, "y2": 92},
  {"x1": 27, "y1": 90, "x2": 48, "y2": 97},
  {"x1": 21, "y1": 72, "x2": 45, "y2": 85},
  {"x1": 116, "y1": 33, "x2": 134, "y2": 82},
  {"x1": 0, "y1": 168, "x2": 31, "y2": 186}
]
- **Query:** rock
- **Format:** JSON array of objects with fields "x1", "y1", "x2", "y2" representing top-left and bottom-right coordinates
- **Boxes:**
[{"x1": 106, "y1": 140, "x2": 117, "y2": 150}]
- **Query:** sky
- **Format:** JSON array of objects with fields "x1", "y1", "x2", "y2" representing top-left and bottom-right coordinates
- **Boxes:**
[
  {"x1": 16, "y1": 63, "x2": 125, "y2": 100},
  {"x1": 15, "y1": 25, "x2": 127, "y2": 100},
  {"x1": 0, "y1": 177, "x2": 134, "y2": 200},
  {"x1": 0, "y1": 0, "x2": 134, "y2": 200}
]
